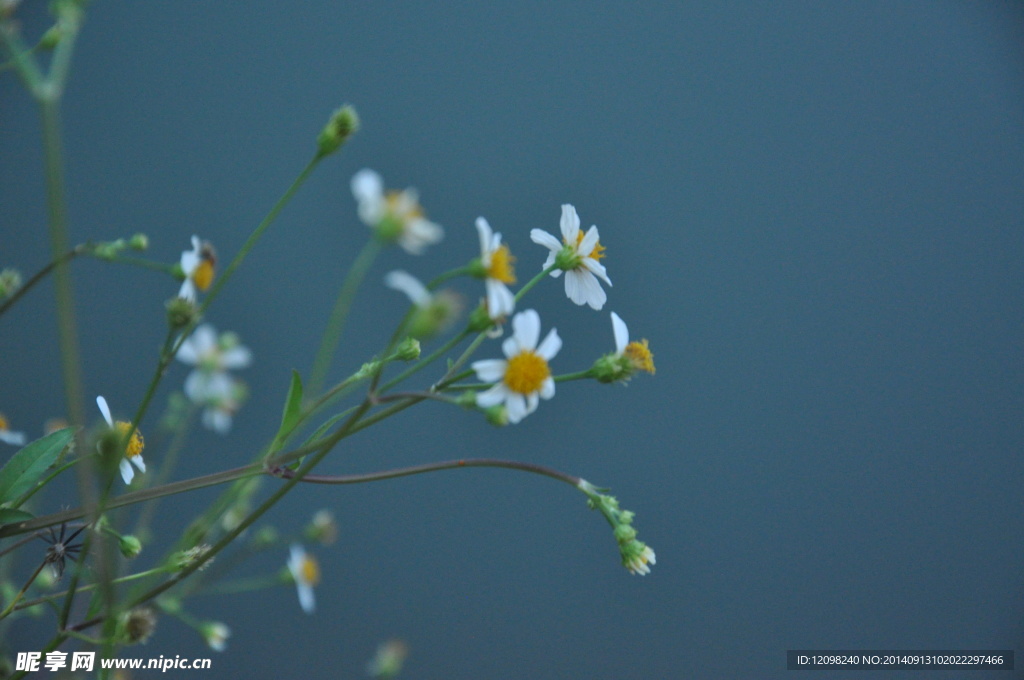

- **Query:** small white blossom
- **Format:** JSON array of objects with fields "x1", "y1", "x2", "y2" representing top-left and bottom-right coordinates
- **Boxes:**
[
  {"x1": 200, "y1": 622, "x2": 231, "y2": 652},
  {"x1": 178, "y1": 236, "x2": 216, "y2": 301},
  {"x1": 287, "y1": 544, "x2": 320, "y2": 614},
  {"x1": 96, "y1": 396, "x2": 146, "y2": 485},
  {"x1": 475, "y1": 217, "x2": 516, "y2": 321},
  {"x1": 351, "y1": 169, "x2": 443, "y2": 255},
  {"x1": 471, "y1": 309, "x2": 561, "y2": 424},
  {"x1": 175, "y1": 324, "x2": 251, "y2": 433},
  {"x1": 530, "y1": 204, "x2": 611, "y2": 310}
]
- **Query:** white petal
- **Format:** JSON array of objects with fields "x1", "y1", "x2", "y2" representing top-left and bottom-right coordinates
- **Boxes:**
[
  {"x1": 296, "y1": 583, "x2": 316, "y2": 614},
  {"x1": 119, "y1": 459, "x2": 134, "y2": 485},
  {"x1": 559, "y1": 204, "x2": 580, "y2": 244},
  {"x1": 221, "y1": 346, "x2": 253, "y2": 369},
  {"x1": 536, "y1": 328, "x2": 562, "y2": 361},
  {"x1": 578, "y1": 226, "x2": 600, "y2": 257},
  {"x1": 351, "y1": 169, "x2": 382, "y2": 205},
  {"x1": 511, "y1": 309, "x2": 541, "y2": 351},
  {"x1": 96, "y1": 396, "x2": 113, "y2": 426},
  {"x1": 398, "y1": 219, "x2": 444, "y2": 255},
  {"x1": 501, "y1": 334, "x2": 520, "y2": 359},
  {"x1": 505, "y1": 393, "x2": 527, "y2": 423},
  {"x1": 611, "y1": 312, "x2": 629, "y2": 355},
  {"x1": 564, "y1": 270, "x2": 585, "y2": 306},
  {"x1": 543, "y1": 251, "x2": 559, "y2": 275},
  {"x1": 485, "y1": 280, "x2": 515, "y2": 319},
  {"x1": 131, "y1": 455, "x2": 146, "y2": 473},
  {"x1": 582, "y1": 256, "x2": 612, "y2": 286},
  {"x1": 191, "y1": 324, "x2": 217, "y2": 354},
  {"x1": 384, "y1": 270, "x2": 431, "y2": 306},
  {"x1": 475, "y1": 217, "x2": 493, "y2": 257},
  {"x1": 207, "y1": 408, "x2": 232, "y2": 434},
  {"x1": 0, "y1": 430, "x2": 26, "y2": 446},
  {"x1": 475, "y1": 383, "x2": 509, "y2": 408},
  {"x1": 178, "y1": 280, "x2": 197, "y2": 302},
  {"x1": 530, "y1": 229, "x2": 562, "y2": 252},
  {"x1": 472, "y1": 358, "x2": 508, "y2": 383},
  {"x1": 577, "y1": 270, "x2": 607, "y2": 310},
  {"x1": 540, "y1": 377, "x2": 556, "y2": 400},
  {"x1": 525, "y1": 392, "x2": 539, "y2": 415}
]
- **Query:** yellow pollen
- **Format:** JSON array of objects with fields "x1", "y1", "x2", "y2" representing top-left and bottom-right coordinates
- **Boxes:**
[
  {"x1": 193, "y1": 260, "x2": 215, "y2": 292},
  {"x1": 574, "y1": 230, "x2": 606, "y2": 260},
  {"x1": 301, "y1": 555, "x2": 321, "y2": 586},
  {"x1": 487, "y1": 244, "x2": 516, "y2": 284},
  {"x1": 503, "y1": 350, "x2": 551, "y2": 395},
  {"x1": 625, "y1": 340, "x2": 655, "y2": 374},
  {"x1": 0, "y1": 413, "x2": 8, "y2": 431},
  {"x1": 385, "y1": 190, "x2": 423, "y2": 220},
  {"x1": 114, "y1": 421, "x2": 145, "y2": 458}
]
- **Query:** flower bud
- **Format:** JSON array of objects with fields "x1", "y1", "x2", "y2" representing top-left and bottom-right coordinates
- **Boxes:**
[
  {"x1": 393, "y1": 337, "x2": 421, "y2": 362},
  {"x1": 119, "y1": 535, "x2": 143, "y2": 559},
  {"x1": 166, "y1": 297, "x2": 199, "y2": 330},
  {"x1": 119, "y1": 607, "x2": 157, "y2": 645},
  {"x1": 129, "y1": 233, "x2": 149, "y2": 251},
  {"x1": 317, "y1": 105, "x2": 360, "y2": 158},
  {"x1": 0, "y1": 268, "x2": 22, "y2": 299}
]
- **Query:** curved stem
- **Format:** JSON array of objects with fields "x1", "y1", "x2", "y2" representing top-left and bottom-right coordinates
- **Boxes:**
[{"x1": 269, "y1": 456, "x2": 581, "y2": 488}]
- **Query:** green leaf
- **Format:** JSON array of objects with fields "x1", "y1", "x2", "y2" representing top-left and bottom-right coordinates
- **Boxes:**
[
  {"x1": 278, "y1": 370, "x2": 304, "y2": 438},
  {"x1": 0, "y1": 507, "x2": 34, "y2": 527},
  {"x1": 0, "y1": 428, "x2": 74, "y2": 506}
]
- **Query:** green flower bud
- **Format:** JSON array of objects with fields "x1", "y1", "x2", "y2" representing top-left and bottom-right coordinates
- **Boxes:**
[
  {"x1": 251, "y1": 525, "x2": 279, "y2": 549},
  {"x1": 0, "y1": 268, "x2": 22, "y2": 299},
  {"x1": 553, "y1": 243, "x2": 583, "y2": 271},
  {"x1": 39, "y1": 25, "x2": 62, "y2": 50},
  {"x1": 354, "y1": 360, "x2": 383, "y2": 381},
  {"x1": 591, "y1": 353, "x2": 631, "y2": 383},
  {"x1": 119, "y1": 535, "x2": 143, "y2": 559},
  {"x1": 483, "y1": 404, "x2": 509, "y2": 427},
  {"x1": 394, "y1": 337, "x2": 421, "y2": 361},
  {"x1": 317, "y1": 105, "x2": 360, "y2": 158},
  {"x1": 468, "y1": 304, "x2": 496, "y2": 333},
  {"x1": 129, "y1": 233, "x2": 150, "y2": 251},
  {"x1": 166, "y1": 297, "x2": 199, "y2": 330}
]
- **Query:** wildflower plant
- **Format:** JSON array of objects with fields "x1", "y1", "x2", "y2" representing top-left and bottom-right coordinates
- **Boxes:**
[{"x1": 0, "y1": 3, "x2": 657, "y2": 674}]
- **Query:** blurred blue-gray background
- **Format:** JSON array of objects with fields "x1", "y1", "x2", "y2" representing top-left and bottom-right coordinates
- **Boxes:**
[{"x1": 2, "y1": 2, "x2": 1022, "y2": 678}]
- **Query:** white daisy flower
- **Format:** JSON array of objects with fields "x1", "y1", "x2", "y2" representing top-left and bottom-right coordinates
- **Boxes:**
[
  {"x1": 0, "y1": 413, "x2": 26, "y2": 446},
  {"x1": 96, "y1": 396, "x2": 146, "y2": 485},
  {"x1": 471, "y1": 309, "x2": 561, "y2": 424},
  {"x1": 530, "y1": 204, "x2": 611, "y2": 310},
  {"x1": 474, "y1": 217, "x2": 516, "y2": 321},
  {"x1": 175, "y1": 324, "x2": 251, "y2": 433},
  {"x1": 287, "y1": 544, "x2": 320, "y2": 614},
  {"x1": 351, "y1": 169, "x2": 443, "y2": 255},
  {"x1": 200, "y1": 622, "x2": 231, "y2": 652},
  {"x1": 178, "y1": 236, "x2": 217, "y2": 301}
]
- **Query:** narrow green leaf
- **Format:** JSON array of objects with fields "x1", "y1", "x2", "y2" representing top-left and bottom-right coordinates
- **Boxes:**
[
  {"x1": 279, "y1": 370, "x2": 304, "y2": 436},
  {"x1": 0, "y1": 507, "x2": 34, "y2": 526},
  {"x1": 0, "y1": 428, "x2": 74, "y2": 506}
]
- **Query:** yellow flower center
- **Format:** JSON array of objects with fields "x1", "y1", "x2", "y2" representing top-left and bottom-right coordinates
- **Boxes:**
[
  {"x1": 192, "y1": 259, "x2": 215, "y2": 292},
  {"x1": 0, "y1": 413, "x2": 8, "y2": 431},
  {"x1": 300, "y1": 555, "x2": 321, "y2": 586},
  {"x1": 385, "y1": 190, "x2": 423, "y2": 221},
  {"x1": 114, "y1": 421, "x2": 145, "y2": 458},
  {"x1": 487, "y1": 244, "x2": 516, "y2": 284},
  {"x1": 625, "y1": 340, "x2": 655, "y2": 374},
  {"x1": 504, "y1": 350, "x2": 551, "y2": 395},
  {"x1": 574, "y1": 230, "x2": 606, "y2": 260}
]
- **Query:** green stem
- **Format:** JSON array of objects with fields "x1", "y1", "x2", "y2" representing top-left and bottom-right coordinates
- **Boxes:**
[
  {"x1": 308, "y1": 238, "x2": 382, "y2": 396},
  {"x1": 515, "y1": 263, "x2": 558, "y2": 302},
  {"x1": 0, "y1": 561, "x2": 46, "y2": 620},
  {"x1": 14, "y1": 566, "x2": 172, "y2": 613}
]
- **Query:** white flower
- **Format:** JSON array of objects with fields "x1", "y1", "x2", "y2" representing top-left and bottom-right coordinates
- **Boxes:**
[
  {"x1": 475, "y1": 217, "x2": 516, "y2": 321},
  {"x1": 287, "y1": 544, "x2": 320, "y2": 614},
  {"x1": 471, "y1": 309, "x2": 561, "y2": 424},
  {"x1": 200, "y1": 622, "x2": 231, "y2": 652},
  {"x1": 175, "y1": 324, "x2": 251, "y2": 433},
  {"x1": 530, "y1": 204, "x2": 611, "y2": 310},
  {"x1": 383, "y1": 270, "x2": 432, "y2": 307},
  {"x1": 96, "y1": 396, "x2": 146, "y2": 485},
  {"x1": 178, "y1": 236, "x2": 216, "y2": 301},
  {"x1": 351, "y1": 169, "x2": 443, "y2": 255},
  {"x1": 0, "y1": 413, "x2": 26, "y2": 446},
  {"x1": 610, "y1": 311, "x2": 655, "y2": 374}
]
